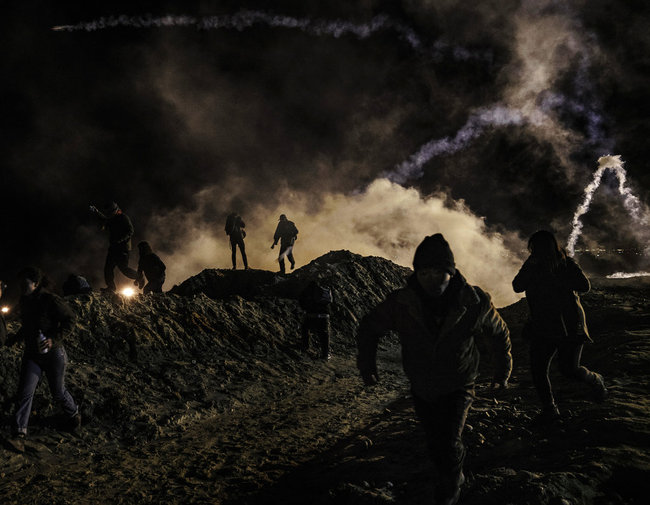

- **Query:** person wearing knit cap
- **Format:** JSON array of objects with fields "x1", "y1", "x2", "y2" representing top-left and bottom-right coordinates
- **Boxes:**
[{"x1": 357, "y1": 234, "x2": 512, "y2": 505}]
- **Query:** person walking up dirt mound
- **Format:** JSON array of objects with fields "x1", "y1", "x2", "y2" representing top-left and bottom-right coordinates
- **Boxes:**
[
  {"x1": 90, "y1": 201, "x2": 138, "y2": 292},
  {"x1": 513, "y1": 229, "x2": 607, "y2": 421},
  {"x1": 135, "y1": 241, "x2": 166, "y2": 294},
  {"x1": 299, "y1": 280, "x2": 333, "y2": 360},
  {"x1": 271, "y1": 214, "x2": 298, "y2": 274},
  {"x1": 5, "y1": 267, "x2": 81, "y2": 453},
  {"x1": 357, "y1": 234, "x2": 512, "y2": 505}
]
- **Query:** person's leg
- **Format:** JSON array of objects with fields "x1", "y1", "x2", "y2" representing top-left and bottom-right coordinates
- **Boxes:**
[
  {"x1": 558, "y1": 341, "x2": 607, "y2": 400},
  {"x1": 115, "y1": 250, "x2": 138, "y2": 280},
  {"x1": 239, "y1": 239, "x2": 248, "y2": 269},
  {"x1": 317, "y1": 317, "x2": 331, "y2": 359},
  {"x1": 43, "y1": 347, "x2": 79, "y2": 421},
  {"x1": 413, "y1": 390, "x2": 474, "y2": 504},
  {"x1": 530, "y1": 337, "x2": 560, "y2": 411},
  {"x1": 287, "y1": 246, "x2": 295, "y2": 269},
  {"x1": 14, "y1": 358, "x2": 43, "y2": 435},
  {"x1": 104, "y1": 250, "x2": 117, "y2": 291},
  {"x1": 278, "y1": 244, "x2": 289, "y2": 274},
  {"x1": 231, "y1": 239, "x2": 237, "y2": 269}
]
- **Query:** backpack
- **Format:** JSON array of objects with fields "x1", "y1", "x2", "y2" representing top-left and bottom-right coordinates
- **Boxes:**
[{"x1": 225, "y1": 214, "x2": 236, "y2": 235}]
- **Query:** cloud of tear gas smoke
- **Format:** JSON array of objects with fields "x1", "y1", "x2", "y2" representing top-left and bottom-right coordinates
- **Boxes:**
[
  {"x1": 150, "y1": 179, "x2": 524, "y2": 307},
  {"x1": 383, "y1": 1, "x2": 612, "y2": 185},
  {"x1": 567, "y1": 155, "x2": 649, "y2": 255}
]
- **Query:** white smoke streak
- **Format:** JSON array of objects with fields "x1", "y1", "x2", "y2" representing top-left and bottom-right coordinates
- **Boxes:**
[
  {"x1": 51, "y1": 11, "x2": 490, "y2": 61},
  {"x1": 566, "y1": 155, "x2": 646, "y2": 256},
  {"x1": 383, "y1": 104, "x2": 547, "y2": 184},
  {"x1": 606, "y1": 272, "x2": 650, "y2": 279}
]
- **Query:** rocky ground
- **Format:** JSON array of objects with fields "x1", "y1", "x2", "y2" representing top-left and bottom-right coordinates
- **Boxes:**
[{"x1": 0, "y1": 251, "x2": 648, "y2": 504}]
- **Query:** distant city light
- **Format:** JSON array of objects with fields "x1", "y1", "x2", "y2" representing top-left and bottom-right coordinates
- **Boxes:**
[{"x1": 121, "y1": 287, "x2": 136, "y2": 297}]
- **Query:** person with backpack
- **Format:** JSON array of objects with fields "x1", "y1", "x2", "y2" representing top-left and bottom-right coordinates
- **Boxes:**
[
  {"x1": 299, "y1": 280, "x2": 333, "y2": 360},
  {"x1": 271, "y1": 214, "x2": 298, "y2": 274},
  {"x1": 90, "y1": 201, "x2": 138, "y2": 292},
  {"x1": 134, "y1": 241, "x2": 167, "y2": 294},
  {"x1": 512, "y1": 230, "x2": 607, "y2": 420},
  {"x1": 225, "y1": 213, "x2": 248, "y2": 270},
  {"x1": 5, "y1": 267, "x2": 81, "y2": 452},
  {"x1": 357, "y1": 234, "x2": 512, "y2": 505}
]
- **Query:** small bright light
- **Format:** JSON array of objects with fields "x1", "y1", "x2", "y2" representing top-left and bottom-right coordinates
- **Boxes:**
[
  {"x1": 1, "y1": 306, "x2": 9, "y2": 314},
  {"x1": 121, "y1": 287, "x2": 136, "y2": 297}
]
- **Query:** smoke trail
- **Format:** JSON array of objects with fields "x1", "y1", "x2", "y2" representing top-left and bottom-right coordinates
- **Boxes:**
[
  {"x1": 566, "y1": 155, "x2": 646, "y2": 255},
  {"x1": 382, "y1": 104, "x2": 547, "y2": 184},
  {"x1": 52, "y1": 11, "x2": 490, "y2": 62},
  {"x1": 606, "y1": 272, "x2": 650, "y2": 279}
]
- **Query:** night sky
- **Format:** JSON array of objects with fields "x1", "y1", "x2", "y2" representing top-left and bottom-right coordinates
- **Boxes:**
[{"x1": 2, "y1": 1, "x2": 650, "y2": 305}]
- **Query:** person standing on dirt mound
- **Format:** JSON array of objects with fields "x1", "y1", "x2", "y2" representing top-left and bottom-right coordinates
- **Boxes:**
[
  {"x1": 225, "y1": 212, "x2": 248, "y2": 270},
  {"x1": 512, "y1": 230, "x2": 607, "y2": 421},
  {"x1": 4, "y1": 267, "x2": 81, "y2": 453},
  {"x1": 271, "y1": 214, "x2": 298, "y2": 274},
  {"x1": 90, "y1": 201, "x2": 138, "y2": 292},
  {"x1": 299, "y1": 280, "x2": 333, "y2": 360},
  {"x1": 357, "y1": 234, "x2": 512, "y2": 505}
]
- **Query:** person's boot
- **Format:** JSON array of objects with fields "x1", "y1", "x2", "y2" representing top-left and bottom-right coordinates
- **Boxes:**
[{"x1": 588, "y1": 372, "x2": 608, "y2": 402}]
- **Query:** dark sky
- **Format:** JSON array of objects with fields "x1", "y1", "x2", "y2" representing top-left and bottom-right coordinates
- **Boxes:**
[{"x1": 2, "y1": 0, "x2": 650, "y2": 294}]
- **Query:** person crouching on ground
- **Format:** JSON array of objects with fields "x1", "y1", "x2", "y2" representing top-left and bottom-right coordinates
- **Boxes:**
[
  {"x1": 135, "y1": 241, "x2": 166, "y2": 294},
  {"x1": 512, "y1": 230, "x2": 606, "y2": 420},
  {"x1": 357, "y1": 234, "x2": 512, "y2": 505},
  {"x1": 5, "y1": 267, "x2": 81, "y2": 452}
]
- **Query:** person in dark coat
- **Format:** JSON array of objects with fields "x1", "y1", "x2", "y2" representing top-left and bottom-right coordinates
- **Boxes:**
[
  {"x1": 225, "y1": 213, "x2": 248, "y2": 270},
  {"x1": 299, "y1": 280, "x2": 333, "y2": 360},
  {"x1": 135, "y1": 241, "x2": 166, "y2": 294},
  {"x1": 92, "y1": 201, "x2": 138, "y2": 292},
  {"x1": 5, "y1": 267, "x2": 80, "y2": 452},
  {"x1": 357, "y1": 234, "x2": 512, "y2": 505},
  {"x1": 271, "y1": 214, "x2": 298, "y2": 274},
  {"x1": 512, "y1": 230, "x2": 606, "y2": 419},
  {"x1": 62, "y1": 274, "x2": 92, "y2": 296},
  {"x1": 0, "y1": 280, "x2": 7, "y2": 347}
]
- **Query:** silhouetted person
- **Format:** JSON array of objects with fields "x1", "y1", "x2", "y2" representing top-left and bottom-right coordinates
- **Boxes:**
[
  {"x1": 513, "y1": 230, "x2": 607, "y2": 420},
  {"x1": 91, "y1": 202, "x2": 138, "y2": 292},
  {"x1": 357, "y1": 234, "x2": 512, "y2": 505},
  {"x1": 62, "y1": 274, "x2": 92, "y2": 296},
  {"x1": 225, "y1": 213, "x2": 248, "y2": 270},
  {"x1": 135, "y1": 241, "x2": 166, "y2": 294},
  {"x1": 5, "y1": 267, "x2": 81, "y2": 452},
  {"x1": 299, "y1": 280, "x2": 333, "y2": 360},
  {"x1": 271, "y1": 214, "x2": 298, "y2": 274},
  {"x1": 0, "y1": 280, "x2": 7, "y2": 347}
]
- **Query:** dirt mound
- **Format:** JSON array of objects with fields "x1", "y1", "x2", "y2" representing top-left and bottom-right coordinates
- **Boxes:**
[{"x1": 1, "y1": 253, "x2": 648, "y2": 505}]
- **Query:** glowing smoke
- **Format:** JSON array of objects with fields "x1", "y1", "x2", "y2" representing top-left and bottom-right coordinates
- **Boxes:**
[
  {"x1": 152, "y1": 179, "x2": 525, "y2": 307},
  {"x1": 567, "y1": 155, "x2": 646, "y2": 256}
]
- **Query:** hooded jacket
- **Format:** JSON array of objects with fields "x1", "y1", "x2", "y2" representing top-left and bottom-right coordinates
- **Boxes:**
[
  {"x1": 105, "y1": 211, "x2": 134, "y2": 250},
  {"x1": 357, "y1": 272, "x2": 512, "y2": 401},
  {"x1": 512, "y1": 256, "x2": 590, "y2": 341}
]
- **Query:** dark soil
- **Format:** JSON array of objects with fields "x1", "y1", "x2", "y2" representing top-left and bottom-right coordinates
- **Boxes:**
[{"x1": 1, "y1": 251, "x2": 648, "y2": 505}]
